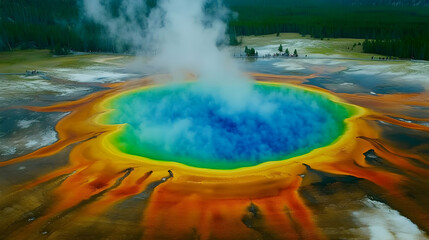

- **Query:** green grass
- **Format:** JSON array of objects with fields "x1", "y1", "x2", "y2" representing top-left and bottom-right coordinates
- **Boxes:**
[
  {"x1": 0, "y1": 50, "x2": 133, "y2": 73},
  {"x1": 240, "y1": 34, "x2": 385, "y2": 59}
]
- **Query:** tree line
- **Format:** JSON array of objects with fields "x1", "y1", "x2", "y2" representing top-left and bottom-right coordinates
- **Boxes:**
[
  {"x1": 228, "y1": 3, "x2": 429, "y2": 60},
  {"x1": 0, "y1": 0, "x2": 127, "y2": 54},
  {"x1": 362, "y1": 38, "x2": 429, "y2": 60},
  {"x1": 1, "y1": 0, "x2": 428, "y2": 60}
]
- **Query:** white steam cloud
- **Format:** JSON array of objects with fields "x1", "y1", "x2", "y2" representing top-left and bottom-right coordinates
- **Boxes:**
[
  {"x1": 83, "y1": 0, "x2": 253, "y2": 111},
  {"x1": 83, "y1": 0, "x2": 347, "y2": 165},
  {"x1": 83, "y1": 0, "x2": 239, "y2": 77}
]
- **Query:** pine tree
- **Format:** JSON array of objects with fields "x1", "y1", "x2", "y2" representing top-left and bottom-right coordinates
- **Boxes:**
[
  {"x1": 294, "y1": 49, "x2": 298, "y2": 57},
  {"x1": 249, "y1": 48, "x2": 256, "y2": 56},
  {"x1": 278, "y1": 44, "x2": 283, "y2": 52}
]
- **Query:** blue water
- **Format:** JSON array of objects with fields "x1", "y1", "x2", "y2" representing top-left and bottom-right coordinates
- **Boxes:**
[{"x1": 105, "y1": 83, "x2": 350, "y2": 169}]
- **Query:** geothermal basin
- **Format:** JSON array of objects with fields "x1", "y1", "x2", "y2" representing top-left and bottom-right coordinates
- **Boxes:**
[
  {"x1": 3, "y1": 72, "x2": 429, "y2": 240},
  {"x1": 100, "y1": 81, "x2": 356, "y2": 170}
]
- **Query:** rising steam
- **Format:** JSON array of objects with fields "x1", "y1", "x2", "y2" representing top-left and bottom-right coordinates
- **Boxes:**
[
  {"x1": 82, "y1": 0, "x2": 347, "y2": 164},
  {"x1": 83, "y1": 0, "x2": 240, "y2": 79},
  {"x1": 83, "y1": 0, "x2": 252, "y2": 110}
]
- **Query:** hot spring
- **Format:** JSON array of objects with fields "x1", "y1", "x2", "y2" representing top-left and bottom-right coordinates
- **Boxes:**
[
  {"x1": 101, "y1": 81, "x2": 354, "y2": 169},
  {"x1": 5, "y1": 72, "x2": 429, "y2": 240}
]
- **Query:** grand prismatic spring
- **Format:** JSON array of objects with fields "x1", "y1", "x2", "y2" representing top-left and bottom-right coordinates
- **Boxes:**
[
  {"x1": 1, "y1": 0, "x2": 429, "y2": 239},
  {"x1": 1, "y1": 72, "x2": 429, "y2": 239}
]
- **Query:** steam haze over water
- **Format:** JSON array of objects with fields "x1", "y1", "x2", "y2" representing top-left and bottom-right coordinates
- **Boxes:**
[
  {"x1": 83, "y1": 0, "x2": 349, "y2": 165},
  {"x1": 83, "y1": 0, "x2": 256, "y2": 111}
]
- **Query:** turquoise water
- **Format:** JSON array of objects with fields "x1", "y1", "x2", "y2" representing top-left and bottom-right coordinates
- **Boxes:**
[{"x1": 104, "y1": 83, "x2": 351, "y2": 169}]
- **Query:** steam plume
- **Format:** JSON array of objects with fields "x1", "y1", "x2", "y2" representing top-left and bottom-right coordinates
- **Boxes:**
[
  {"x1": 83, "y1": 0, "x2": 240, "y2": 78},
  {"x1": 82, "y1": 0, "x2": 347, "y2": 166},
  {"x1": 83, "y1": 0, "x2": 253, "y2": 111}
]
